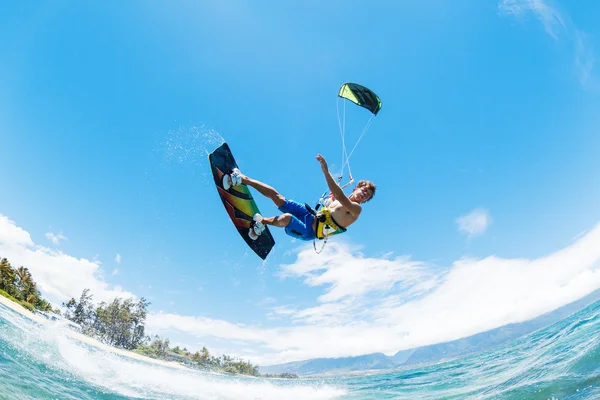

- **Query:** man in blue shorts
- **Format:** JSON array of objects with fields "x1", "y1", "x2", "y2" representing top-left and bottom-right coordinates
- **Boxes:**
[{"x1": 224, "y1": 154, "x2": 376, "y2": 241}]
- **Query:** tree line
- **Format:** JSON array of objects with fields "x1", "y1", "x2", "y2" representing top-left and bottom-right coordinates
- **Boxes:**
[
  {"x1": 133, "y1": 336, "x2": 261, "y2": 376},
  {"x1": 0, "y1": 256, "x2": 296, "y2": 378}
]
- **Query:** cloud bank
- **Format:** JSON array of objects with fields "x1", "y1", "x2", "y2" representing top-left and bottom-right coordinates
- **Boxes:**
[
  {"x1": 3, "y1": 213, "x2": 600, "y2": 366},
  {"x1": 148, "y1": 224, "x2": 600, "y2": 365}
]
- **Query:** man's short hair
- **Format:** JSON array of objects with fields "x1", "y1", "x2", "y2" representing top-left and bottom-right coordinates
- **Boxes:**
[{"x1": 355, "y1": 180, "x2": 376, "y2": 202}]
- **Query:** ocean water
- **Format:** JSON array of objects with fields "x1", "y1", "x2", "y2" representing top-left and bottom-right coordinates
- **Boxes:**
[{"x1": 1, "y1": 300, "x2": 600, "y2": 400}]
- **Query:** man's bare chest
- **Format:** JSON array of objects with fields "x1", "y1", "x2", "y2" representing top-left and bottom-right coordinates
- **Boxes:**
[{"x1": 329, "y1": 202, "x2": 354, "y2": 228}]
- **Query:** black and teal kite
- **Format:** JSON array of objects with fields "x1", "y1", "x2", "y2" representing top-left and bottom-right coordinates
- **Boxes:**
[{"x1": 338, "y1": 83, "x2": 382, "y2": 116}]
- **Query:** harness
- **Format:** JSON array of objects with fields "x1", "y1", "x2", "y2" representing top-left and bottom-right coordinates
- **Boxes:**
[
  {"x1": 304, "y1": 203, "x2": 347, "y2": 254},
  {"x1": 314, "y1": 207, "x2": 347, "y2": 239}
]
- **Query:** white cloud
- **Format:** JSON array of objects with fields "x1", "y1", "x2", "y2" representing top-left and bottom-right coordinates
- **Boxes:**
[
  {"x1": 499, "y1": 0, "x2": 565, "y2": 39},
  {"x1": 267, "y1": 305, "x2": 297, "y2": 320},
  {"x1": 45, "y1": 232, "x2": 68, "y2": 245},
  {"x1": 112, "y1": 268, "x2": 119, "y2": 276},
  {"x1": 280, "y1": 243, "x2": 436, "y2": 304},
  {"x1": 498, "y1": 0, "x2": 596, "y2": 87},
  {"x1": 115, "y1": 253, "x2": 122, "y2": 263},
  {"x1": 573, "y1": 29, "x2": 595, "y2": 87},
  {"x1": 0, "y1": 215, "x2": 134, "y2": 306},
  {"x1": 456, "y1": 209, "x2": 492, "y2": 238}
]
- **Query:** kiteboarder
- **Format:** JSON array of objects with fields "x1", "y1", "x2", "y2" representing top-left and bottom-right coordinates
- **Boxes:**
[
  {"x1": 223, "y1": 154, "x2": 375, "y2": 241},
  {"x1": 211, "y1": 82, "x2": 381, "y2": 255}
]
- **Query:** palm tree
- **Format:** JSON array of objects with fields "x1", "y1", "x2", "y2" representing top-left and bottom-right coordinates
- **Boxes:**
[
  {"x1": 14, "y1": 266, "x2": 38, "y2": 304},
  {"x1": 0, "y1": 258, "x2": 10, "y2": 287},
  {"x1": 15, "y1": 266, "x2": 33, "y2": 299},
  {"x1": 37, "y1": 299, "x2": 53, "y2": 312},
  {"x1": 0, "y1": 258, "x2": 17, "y2": 296},
  {"x1": 26, "y1": 292, "x2": 39, "y2": 305}
]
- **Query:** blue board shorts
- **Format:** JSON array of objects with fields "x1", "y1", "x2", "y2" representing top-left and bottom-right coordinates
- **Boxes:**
[{"x1": 278, "y1": 199, "x2": 316, "y2": 241}]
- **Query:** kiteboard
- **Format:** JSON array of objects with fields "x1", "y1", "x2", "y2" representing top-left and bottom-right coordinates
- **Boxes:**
[{"x1": 209, "y1": 142, "x2": 275, "y2": 259}]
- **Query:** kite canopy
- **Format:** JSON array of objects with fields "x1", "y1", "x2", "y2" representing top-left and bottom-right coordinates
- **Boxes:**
[
  {"x1": 338, "y1": 83, "x2": 382, "y2": 116},
  {"x1": 334, "y1": 82, "x2": 382, "y2": 185}
]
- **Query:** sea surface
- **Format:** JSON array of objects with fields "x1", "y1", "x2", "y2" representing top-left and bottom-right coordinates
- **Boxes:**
[{"x1": 1, "y1": 299, "x2": 600, "y2": 400}]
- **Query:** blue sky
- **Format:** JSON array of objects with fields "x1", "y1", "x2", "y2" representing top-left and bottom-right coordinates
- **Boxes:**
[{"x1": 1, "y1": 0, "x2": 600, "y2": 365}]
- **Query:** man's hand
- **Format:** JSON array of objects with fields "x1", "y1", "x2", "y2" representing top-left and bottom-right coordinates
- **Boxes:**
[{"x1": 316, "y1": 154, "x2": 329, "y2": 173}]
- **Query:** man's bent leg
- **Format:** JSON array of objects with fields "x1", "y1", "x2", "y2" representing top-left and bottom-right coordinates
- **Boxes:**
[
  {"x1": 258, "y1": 213, "x2": 314, "y2": 240},
  {"x1": 241, "y1": 175, "x2": 286, "y2": 208},
  {"x1": 261, "y1": 214, "x2": 291, "y2": 228}
]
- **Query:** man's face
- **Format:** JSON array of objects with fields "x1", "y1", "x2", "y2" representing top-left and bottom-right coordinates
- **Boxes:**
[{"x1": 350, "y1": 186, "x2": 373, "y2": 203}]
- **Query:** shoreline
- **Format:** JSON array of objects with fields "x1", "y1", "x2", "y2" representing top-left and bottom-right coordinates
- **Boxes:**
[{"x1": 0, "y1": 294, "x2": 188, "y2": 371}]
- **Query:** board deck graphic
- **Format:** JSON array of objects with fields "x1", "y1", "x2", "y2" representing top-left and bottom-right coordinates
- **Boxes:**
[{"x1": 209, "y1": 142, "x2": 275, "y2": 259}]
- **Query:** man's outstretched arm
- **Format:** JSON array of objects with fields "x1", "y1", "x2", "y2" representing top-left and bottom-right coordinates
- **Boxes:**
[{"x1": 316, "y1": 154, "x2": 361, "y2": 216}]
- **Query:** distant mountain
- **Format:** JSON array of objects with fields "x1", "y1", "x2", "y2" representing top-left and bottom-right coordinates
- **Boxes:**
[
  {"x1": 260, "y1": 289, "x2": 600, "y2": 376},
  {"x1": 259, "y1": 352, "x2": 395, "y2": 376}
]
